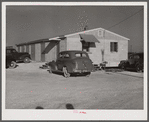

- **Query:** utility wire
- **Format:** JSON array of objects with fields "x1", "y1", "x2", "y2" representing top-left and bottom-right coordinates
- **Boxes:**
[{"x1": 107, "y1": 8, "x2": 143, "y2": 30}]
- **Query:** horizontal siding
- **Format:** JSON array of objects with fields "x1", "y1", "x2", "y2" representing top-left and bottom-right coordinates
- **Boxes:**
[{"x1": 35, "y1": 43, "x2": 41, "y2": 61}]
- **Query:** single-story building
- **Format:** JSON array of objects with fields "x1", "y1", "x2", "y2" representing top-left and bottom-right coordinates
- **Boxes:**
[{"x1": 16, "y1": 27, "x2": 129, "y2": 67}]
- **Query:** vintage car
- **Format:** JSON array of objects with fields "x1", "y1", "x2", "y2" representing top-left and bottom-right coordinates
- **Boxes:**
[
  {"x1": 118, "y1": 53, "x2": 143, "y2": 72},
  {"x1": 48, "y1": 50, "x2": 94, "y2": 77},
  {"x1": 6, "y1": 47, "x2": 31, "y2": 63},
  {"x1": 6, "y1": 55, "x2": 17, "y2": 69}
]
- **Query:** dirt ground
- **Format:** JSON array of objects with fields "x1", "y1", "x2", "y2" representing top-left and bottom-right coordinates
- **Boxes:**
[{"x1": 6, "y1": 62, "x2": 143, "y2": 109}]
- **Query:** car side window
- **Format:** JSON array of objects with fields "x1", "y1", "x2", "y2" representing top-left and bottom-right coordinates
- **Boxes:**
[
  {"x1": 129, "y1": 55, "x2": 133, "y2": 59},
  {"x1": 75, "y1": 53, "x2": 87, "y2": 58},
  {"x1": 59, "y1": 53, "x2": 70, "y2": 59},
  {"x1": 63, "y1": 53, "x2": 70, "y2": 58},
  {"x1": 12, "y1": 49, "x2": 17, "y2": 53},
  {"x1": 82, "y1": 53, "x2": 87, "y2": 57},
  {"x1": 59, "y1": 53, "x2": 63, "y2": 58},
  {"x1": 75, "y1": 53, "x2": 81, "y2": 57},
  {"x1": 134, "y1": 55, "x2": 140, "y2": 59}
]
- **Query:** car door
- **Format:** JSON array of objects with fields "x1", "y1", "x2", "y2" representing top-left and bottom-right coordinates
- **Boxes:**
[
  {"x1": 11, "y1": 49, "x2": 19, "y2": 60},
  {"x1": 6, "y1": 49, "x2": 12, "y2": 57},
  {"x1": 57, "y1": 53, "x2": 70, "y2": 71},
  {"x1": 128, "y1": 55, "x2": 135, "y2": 67}
]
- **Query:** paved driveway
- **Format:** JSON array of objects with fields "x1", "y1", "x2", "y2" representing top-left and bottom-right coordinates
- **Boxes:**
[{"x1": 6, "y1": 62, "x2": 143, "y2": 109}]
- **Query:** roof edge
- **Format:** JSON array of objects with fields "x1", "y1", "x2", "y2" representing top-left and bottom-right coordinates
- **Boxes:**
[{"x1": 16, "y1": 27, "x2": 130, "y2": 46}]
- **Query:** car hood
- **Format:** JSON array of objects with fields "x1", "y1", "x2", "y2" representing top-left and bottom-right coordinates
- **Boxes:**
[
  {"x1": 18, "y1": 52, "x2": 29, "y2": 55},
  {"x1": 17, "y1": 52, "x2": 30, "y2": 56}
]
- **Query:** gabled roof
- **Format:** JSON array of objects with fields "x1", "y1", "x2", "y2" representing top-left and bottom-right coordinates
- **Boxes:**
[
  {"x1": 16, "y1": 27, "x2": 129, "y2": 46},
  {"x1": 64, "y1": 27, "x2": 130, "y2": 40}
]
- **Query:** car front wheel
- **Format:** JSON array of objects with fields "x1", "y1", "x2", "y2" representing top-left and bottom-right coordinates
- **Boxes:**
[
  {"x1": 9, "y1": 61, "x2": 16, "y2": 69},
  {"x1": 136, "y1": 64, "x2": 143, "y2": 72},
  {"x1": 120, "y1": 64, "x2": 126, "y2": 70},
  {"x1": 23, "y1": 57, "x2": 30, "y2": 63},
  {"x1": 85, "y1": 72, "x2": 91, "y2": 77}
]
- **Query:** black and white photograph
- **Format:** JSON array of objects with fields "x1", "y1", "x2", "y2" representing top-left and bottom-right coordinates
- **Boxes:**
[{"x1": 2, "y1": 1, "x2": 148, "y2": 120}]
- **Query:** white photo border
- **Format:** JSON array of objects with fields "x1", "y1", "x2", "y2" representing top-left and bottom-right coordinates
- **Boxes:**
[{"x1": 2, "y1": 2, "x2": 148, "y2": 120}]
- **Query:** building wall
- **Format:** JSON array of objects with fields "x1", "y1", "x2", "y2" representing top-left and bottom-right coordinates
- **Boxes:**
[
  {"x1": 104, "y1": 39, "x2": 128, "y2": 67},
  {"x1": 31, "y1": 44, "x2": 35, "y2": 60},
  {"x1": 65, "y1": 29, "x2": 128, "y2": 66},
  {"x1": 22, "y1": 45, "x2": 25, "y2": 52},
  {"x1": 59, "y1": 38, "x2": 67, "y2": 52},
  {"x1": 24, "y1": 45, "x2": 26, "y2": 52},
  {"x1": 16, "y1": 28, "x2": 128, "y2": 66},
  {"x1": 26, "y1": 45, "x2": 29, "y2": 53},
  {"x1": 45, "y1": 42, "x2": 57, "y2": 62},
  {"x1": 35, "y1": 43, "x2": 41, "y2": 61},
  {"x1": 19, "y1": 46, "x2": 22, "y2": 52},
  {"x1": 66, "y1": 34, "x2": 82, "y2": 50},
  {"x1": 41, "y1": 42, "x2": 45, "y2": 62},
  {"x1": 29, "y1": 45, "x2": 31, "y2": 55},
  {"x1": 17, "y1": 46, "x2": 20, "y2": 52}
]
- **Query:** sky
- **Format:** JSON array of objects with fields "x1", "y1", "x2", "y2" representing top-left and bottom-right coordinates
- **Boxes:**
[{"x1": 6, "y1": 5, "x2": 144, "y2": 52}]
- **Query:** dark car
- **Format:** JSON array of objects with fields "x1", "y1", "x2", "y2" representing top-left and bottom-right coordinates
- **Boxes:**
[
  {"x1": 118, "y1": 53, "x2": 143, "y2": 72},
  {"x1": 6, "y1": 47, "x2": 31, "y2": 63},
  {"x1": 48, "y1": 50, "x2": 94, "y2": 77},
  {"x1": 6, "y1": 55, "x2": 17, "y2": 69}
]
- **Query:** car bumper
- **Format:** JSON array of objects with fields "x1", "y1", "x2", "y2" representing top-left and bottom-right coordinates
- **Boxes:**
[{"x1": 73, "y1": 69, "x2": 92, "y2": 73}]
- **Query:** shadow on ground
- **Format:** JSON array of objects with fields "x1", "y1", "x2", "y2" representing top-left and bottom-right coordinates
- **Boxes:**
[
  {"x1": 66, "y1": 103, "x2": 74, "y2": 109},
  {"x1": 35, "y1": 103, "x2": 75, "y2": 109},
  {"x1": 47, "y1": 70, "x2": 91, "y2": 77}
]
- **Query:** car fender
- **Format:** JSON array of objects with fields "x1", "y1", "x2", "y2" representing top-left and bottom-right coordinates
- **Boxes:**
[
  {"x1": 135, "y1": 61, "x2": 143, "y2": 67},
  {"x1": 49, "y1": 60, "x2": 58, "y2": 71},
  {"x1": 19, "y1": 54, "x2": 31, "y2": 60},
  {"x1": 63, "y1": 62, "x2": 75, "y2": 73}
]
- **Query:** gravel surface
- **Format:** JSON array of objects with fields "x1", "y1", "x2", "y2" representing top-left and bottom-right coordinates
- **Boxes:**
[{"x1": 6, "y1": 62, "x2": 143, "y2": 109}]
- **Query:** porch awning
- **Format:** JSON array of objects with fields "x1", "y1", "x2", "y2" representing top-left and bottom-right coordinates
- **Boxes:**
[
  {"x1": 42, "y1": 39, "x2": 60, "y2": 54},
  {"x1": 80, "y1": 34, "x2": 100, "y2": 43}
]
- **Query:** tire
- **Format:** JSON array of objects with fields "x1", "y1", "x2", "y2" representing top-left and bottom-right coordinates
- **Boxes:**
[
  {"x1": 23, "y1": 57, "x2": 30, "y2": 63},
  {"x1": 63, "y1": 67, "x2": 70, "y2": 78},
  {"x1": 85, "y1": 72, "x2": 91, "y2": 77},
  {"x1": 9, "y1": 61, "x2": 16, "y2": 69},
  {"x1": 136, "y1": 64, "x2": 143, "y2": 72},
  {"x1": 121, "y1": 64, "x2": 126, "y2": 70}
]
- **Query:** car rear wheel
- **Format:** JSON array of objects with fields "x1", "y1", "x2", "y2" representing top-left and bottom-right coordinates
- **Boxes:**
[
  {"x1": 136, "y1": 64, "x2": 143, "y2": 72},
  {"x1": 9, "y1": 61, "x2": 16, "y2": 69},
  {"x1": 48, "y1": 66, "x2": 52, "y2": 73},
  {"x1": 24, "y1": 57, "x2": 30, "y2": 63},
  {"x1": 85, "y1": 72, "x2": 91, "y2": 77},
  {"x1": 63, "y1": 67, "x2": 70, "y2": 78},
  {"x1": 121, "y1": 64, "x2": 126, "y2": 70}
]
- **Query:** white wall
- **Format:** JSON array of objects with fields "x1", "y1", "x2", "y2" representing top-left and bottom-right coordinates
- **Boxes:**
[{"x1": 66, "y1": 35, "x2": 82, "y2": 50}]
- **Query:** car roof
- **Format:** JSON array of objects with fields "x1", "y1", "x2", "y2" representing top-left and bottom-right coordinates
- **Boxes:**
[{"x1": 60, "y1": 50, "x2": 87, "y2": 54}]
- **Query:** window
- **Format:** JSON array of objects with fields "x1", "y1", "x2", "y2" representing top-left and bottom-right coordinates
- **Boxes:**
[
  {"x1": 75, "y1": 53, "x2": 87, "y2": 58},
  {"x1": 63, "y1": 53, "x2": 70, "y2": 58},
  {"x1": 82, "y1": 41, "x2": 90, "y2": 52},
  {"x1": 75, "y1": 53, "x2": 81, "y2": 57},
  {"x1": 98, "y1": 30, "x2": 103, "y2": 37},
  {"x1": 82, "y1": 53, "x2": 87, "y2": 57},
  {"x1": 59, "y1": 53, "x2": 70, "y2": 58},
  {"x1": 134, "y1": 55, "x2": 140, "y2": 59},
  {"x1": 12, "y1": 49, "x2": 17, "y2": 53},
  {"x1": 110, "y1": 42, "x2": 118, "y2": 52}
]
